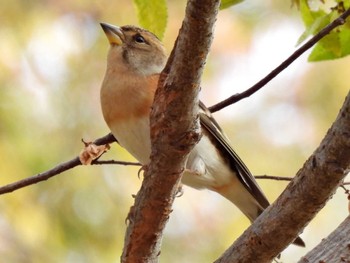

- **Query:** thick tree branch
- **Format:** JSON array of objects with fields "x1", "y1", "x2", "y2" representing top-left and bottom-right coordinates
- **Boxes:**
[
  {"x1": 120, "y1": 1, "x2": 220, "y2": 262},
  {"x1": 209, "y1": 8, "x2": 350, "y2": 113},
  {"x1": 298, "y1": 215, "x2": 350, "y2": 263},
  {"x1": 215, "y1": 90, "x2": 350, "y2": 263}
]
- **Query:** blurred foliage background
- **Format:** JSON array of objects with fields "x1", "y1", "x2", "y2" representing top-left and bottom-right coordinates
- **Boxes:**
[{"x1": 0, "y1": 0, "x2": 349, "y2": 262}]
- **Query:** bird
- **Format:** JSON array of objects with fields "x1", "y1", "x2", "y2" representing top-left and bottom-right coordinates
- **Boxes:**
[{"x1": 99, "y1": 22, "x2": 304, "y2": 247}]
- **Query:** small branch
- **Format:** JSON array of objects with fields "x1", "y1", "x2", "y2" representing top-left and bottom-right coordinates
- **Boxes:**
[
  {"x1": 209, "y1": 8, "x2": 350, "y2": 113},
  {"x1": 92, "y1": 132, "x2": 117, "y2": 145},
  {"x1": 254, "y1": 175, "x2": 293, "y2": 181},
  {"x1": 0, "y1": 157, "x2": 81, "y2": 195},
  {"x1": 255, "y1": 176, "x2": 350, "y2": 196},
  {"x1": 92, "y1": 160, "x2": 141, "y2": 166},
  {"x1": 340, "y1": 184, "x2": 350, "y2": 195},
  {"x1": 0, "y1": 133, "x2": 117, "y2": 195}
]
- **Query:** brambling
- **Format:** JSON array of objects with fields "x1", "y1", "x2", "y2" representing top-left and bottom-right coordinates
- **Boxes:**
[{"x1": 99, "y1": 23, "x2": 304, "y2": 246}]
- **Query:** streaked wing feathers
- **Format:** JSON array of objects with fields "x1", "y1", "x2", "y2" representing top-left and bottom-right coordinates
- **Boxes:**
[{"x1": 199, "y1": 101, "x2": 270, "y2": 209}]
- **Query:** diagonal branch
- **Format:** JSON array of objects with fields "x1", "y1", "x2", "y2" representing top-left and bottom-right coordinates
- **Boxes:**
[
  {"x1": 209, "y1": 8, "x2": 350, "y2": 113},
  {"x1": 298, "y1": 215, "x2": 350, "y2": 262},
  {"x1": 215, "y1": 90, "x2": 350, "y2": 263},
  {"x1": 120, "y1": 0, "x2": 220, "y2": 262}
]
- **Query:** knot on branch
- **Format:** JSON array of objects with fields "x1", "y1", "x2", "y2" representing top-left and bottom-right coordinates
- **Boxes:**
[{"x1": 170, "y1": 126, "x2": 202, "y2": 154}]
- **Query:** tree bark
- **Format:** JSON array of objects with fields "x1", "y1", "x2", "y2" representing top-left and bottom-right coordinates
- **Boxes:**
[
  {"x1": 121, "y1": 1, "x2": 220, "y2": 262},
  {"x1": 298, "y1": 215, "x2": 350, "y2": 263},
  {"x1": 215, "y1": 91, "x2": 350, "y2": 263}
]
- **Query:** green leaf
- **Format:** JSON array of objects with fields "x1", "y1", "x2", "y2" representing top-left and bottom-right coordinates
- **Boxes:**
[
  {"x1": 298, "y1": 0, "x2": 350, "y2": 61},
  {"x1": 339, "y1": 24, "x2": 350, "y2": 55},
  {"x1": 308, "y1": 23, "x2": 350, "y2": 61},
  {"x1": 308, "y1": 33, "x2": 340, "y2": 61},
  {"x1": 296, "y1": 14, "x2": 330, "y2": 45},
  {"x1": 133, "y1": 0, "x2": 168, "y2": 40},
  {"x1": 220, "y1": 0, "x2": 244, "y2": 10},
  {"x1": 342, "y1": 0, "x2": 350, "y2": 9},
  {"x1": 299, "y1": 0, "x2": 328, "y2": 28},
  {"x1": 296, "y1": 0, "x2": 329, "y2": 45}
]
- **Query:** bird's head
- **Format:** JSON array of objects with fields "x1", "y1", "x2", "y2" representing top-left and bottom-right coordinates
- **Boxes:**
[{"x1": 100, "y1": 23, "x2": 167, "y2": 76}]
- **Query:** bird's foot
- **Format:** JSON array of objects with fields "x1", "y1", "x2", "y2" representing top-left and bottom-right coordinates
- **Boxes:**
[
  {"x1": 176, "y1": 183, "x2": 184, "y2": 197},
  {"x1": 137, "y1": 164, "x2": 148, "y2": 179},
  {"x1": 125, "y1": 205, "x2": 135, "y2": 225}
]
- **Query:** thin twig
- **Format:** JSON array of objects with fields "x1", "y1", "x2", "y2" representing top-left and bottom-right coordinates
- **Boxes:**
[
  {"x1": 339, "y1": 180, "x2": 350, "y2": 196},
  {"x1": 92, "y1": 160, "x2": 141, "y2": 166},
  {"x1": 0, "y1": 133, "x2": 118, "y2": 195},
  {"x1": 0, "y1": 157, "x2": 82, "y2": 195},
  {"x1": 254, "y1": 175, "x2": 293, "y2": 181},
  {"x1": 209, "y1": 8, "x2": 350, "y2": 113},
  {"x1": 93, "y1": 132, "x2": 117, "y2": 145}
]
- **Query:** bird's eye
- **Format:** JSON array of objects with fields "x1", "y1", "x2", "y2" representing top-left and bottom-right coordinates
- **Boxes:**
[{"x1": 134, "y1": 35, "x2": 145, "y2": 43}]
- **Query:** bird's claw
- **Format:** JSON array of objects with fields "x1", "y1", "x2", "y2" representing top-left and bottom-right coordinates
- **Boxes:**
[
  {"x1": 125, "y1": 205, "x2": 135, "y2": 225},
  {"x1": 176, "y1": 184, "x2": 184, "y2": 198},
  {"x1": 137, "y1": 165, "x2": 148, "y2": 179}
]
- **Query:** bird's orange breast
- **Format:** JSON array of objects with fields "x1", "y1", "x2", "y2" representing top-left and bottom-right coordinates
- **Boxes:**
[{"x1": 100, "y1": 70, "x2": 160, "y2": 126}]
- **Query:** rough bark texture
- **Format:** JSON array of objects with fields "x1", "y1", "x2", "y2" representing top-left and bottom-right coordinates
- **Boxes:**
[
  {"x1": 298, "y1": 215, "x2": 350, "y2": 263},
  {"x1": 215, "y1": 91, "x2": 350, "y2": 263},
  {"x1": 121, "y1": 1, "x2": 220, "y2": 262}
]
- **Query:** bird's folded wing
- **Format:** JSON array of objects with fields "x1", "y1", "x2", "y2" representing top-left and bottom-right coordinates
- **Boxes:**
[{"x1": 199, "y1": 101, "x2": 270, "y2": 209}]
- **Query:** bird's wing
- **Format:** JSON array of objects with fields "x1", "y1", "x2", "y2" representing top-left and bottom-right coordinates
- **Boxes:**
[{"x1": 199, "y1": 101, "x2": 270, "y2": 209}]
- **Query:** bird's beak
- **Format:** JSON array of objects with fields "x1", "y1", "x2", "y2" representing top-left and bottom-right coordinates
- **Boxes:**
[{"x1": 100, "y1": 23, "x2": 123, "y2": 45}]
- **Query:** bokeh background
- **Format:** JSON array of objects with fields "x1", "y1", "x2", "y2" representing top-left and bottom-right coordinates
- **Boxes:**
[{"x1": 0, "y1": 1, "x2": 349, "y2": 262}]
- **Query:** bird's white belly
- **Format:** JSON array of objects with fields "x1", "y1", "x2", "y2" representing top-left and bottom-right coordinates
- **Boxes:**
[
  {"x1": 111, "y1": 117, "x2": 151, "y2": 165},
  {"x1": 183, "y1": 135, "x2": 239, "y2": 190},
  {"x1": 112, "y1": 119, "x2": 238, "y2": 193}
]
